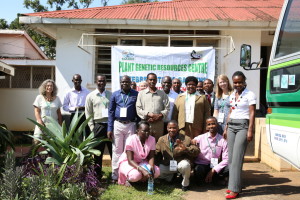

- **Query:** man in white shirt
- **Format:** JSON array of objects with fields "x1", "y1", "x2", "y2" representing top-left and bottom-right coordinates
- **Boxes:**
[
  {"x1": 63, "y1": 74, "x2": 90, "y2": 114},
  {"x1": 63, "y1": 74, "x2": 90, "y2": 132},
  {"x1": 162, "y1": 76, "x2": 178, "y2": 135}
]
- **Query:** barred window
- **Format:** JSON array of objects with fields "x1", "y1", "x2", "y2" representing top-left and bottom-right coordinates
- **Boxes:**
[
  {"x1": 11, "y1": 67, "x2": 31, "y2": 88},
  {"x1": 96, "y1": 38, "x2": 118, "y2": 82},
  {"x1": 0, "y1": 66, "x2": 55, "y2": 89},
  {"x1": 0, "y1": 75, "x2": 10, "y2": 88},
  {"x1": 32, "y1": 67, "x2": 53, "y2": 88}
]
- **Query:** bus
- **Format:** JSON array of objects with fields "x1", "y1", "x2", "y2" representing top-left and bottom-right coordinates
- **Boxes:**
[{"x1": 240, "y1": 0, "x2": 300, "y2": 170}]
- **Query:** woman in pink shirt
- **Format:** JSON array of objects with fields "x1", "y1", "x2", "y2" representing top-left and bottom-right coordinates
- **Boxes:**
[{"x1": 118, "y1": 121, "x2": 160, "y2": 186}]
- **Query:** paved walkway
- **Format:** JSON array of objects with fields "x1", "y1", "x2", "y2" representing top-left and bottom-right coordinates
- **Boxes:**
[{"x1": 185, "y1": 162, "x2": 300, "y2": 200}]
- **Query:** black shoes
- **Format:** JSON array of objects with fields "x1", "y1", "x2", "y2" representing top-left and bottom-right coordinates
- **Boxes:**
[{"x1": 182, "y1": 186, "x2": 189, "y2": 191}]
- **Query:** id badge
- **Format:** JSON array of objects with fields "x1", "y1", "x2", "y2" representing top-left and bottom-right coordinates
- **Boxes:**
[
  {"x1": 217, "y1": 112, "x2": 225, "y2": 123},
  {"x1": 169, "y1": 160, "x2": 178, "y2": 172},
  {"x1": 102, "y1": 108, "x2": 108, "y2": 117},
  {"x1": 120, "y1": 107, "x2": 127, "y2": 117},
  {"x1": 210, "y1": 158, "x2": 218, "y2": 168}
]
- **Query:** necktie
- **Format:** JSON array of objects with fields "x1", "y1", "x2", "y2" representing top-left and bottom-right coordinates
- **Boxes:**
[{"x1": 207, "y1": 94, "x2": 211, "y2": 105}]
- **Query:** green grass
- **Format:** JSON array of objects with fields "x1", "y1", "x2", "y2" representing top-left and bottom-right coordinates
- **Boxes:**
[{"x1": 100, "y1": 166, "x2": 184, "y2": 200}]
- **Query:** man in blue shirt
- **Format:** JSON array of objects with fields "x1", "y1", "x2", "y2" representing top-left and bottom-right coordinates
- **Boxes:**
[{"x1": 107, "y1": 75, "x2": 139, "y2": 183}]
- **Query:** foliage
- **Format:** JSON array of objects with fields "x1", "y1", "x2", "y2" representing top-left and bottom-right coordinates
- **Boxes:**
[
  {"x1": 0, "y1": 19, "x2": 9, "y2": 29},
  {"x1": 27, "y1": 28, "x2": 56, "y2": 58},
  {"x1": 0, "y1": 151, "x2": 98, "y2": 199},
  {"x1": 28, "y1": 111, "x2": 104, "y2": 167},
  {"x1": 24, "y1": 0, "x2": 104, "y2": 11},
  {"x1": 0, "y1": 151, "x2": 23, "y2": 199},
  {"x1": 5, "y1": 15, "x2": 57, "y2": 59},
  {"x1": 122, "y1": 0, "x2": 157, "y2": 4},
  {"x1": 23, "y1": 155, "x2": 100, "y2": 193},
  {"x1": 0, "y1": 124, "x2": 15, "y2": 154}
]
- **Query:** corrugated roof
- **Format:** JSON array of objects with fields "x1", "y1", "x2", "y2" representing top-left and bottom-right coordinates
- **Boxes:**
[{"x1": 22, "y1": 0, "x2": 284, "y2": 22}]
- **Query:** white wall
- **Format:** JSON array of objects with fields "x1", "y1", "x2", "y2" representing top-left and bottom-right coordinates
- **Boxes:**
[
  {"x1": 0, "y1": 89, "x2": 39, "y2": 131},
  {"x1": 219, "y1": 30, "x2": 261, "y2": 108},
  {"x1": 55, "y1": 28, "x2": 94, "y2": 112}
]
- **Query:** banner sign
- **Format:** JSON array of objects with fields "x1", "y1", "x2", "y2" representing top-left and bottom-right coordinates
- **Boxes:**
[{"x1": 111, "y1": 46, "x2": 215, "y2": 91}]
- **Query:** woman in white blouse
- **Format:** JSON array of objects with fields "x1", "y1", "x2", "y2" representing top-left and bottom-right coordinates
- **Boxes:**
[
  {"x1": 223, "y1": 71, "x2": 256, "y2": 199},
  {"x1": 33, "y1": 79, "x2": 62, "y2": 142}
]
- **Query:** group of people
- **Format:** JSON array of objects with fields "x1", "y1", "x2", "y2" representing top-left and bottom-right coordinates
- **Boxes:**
[{"x1": 33, "y1": 71, "x2": 256, "y2": 199}]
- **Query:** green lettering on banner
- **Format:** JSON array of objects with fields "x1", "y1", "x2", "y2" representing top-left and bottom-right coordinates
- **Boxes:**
[
  {"x1": 119, "y1": 61, "x2": 135, "y2": 72},
  {"x1": 122, "y1": 62, "x2": 208, "y2": 72},
  {"x1": 119, "y1": 61, "x2": 123, "y2": 72}
]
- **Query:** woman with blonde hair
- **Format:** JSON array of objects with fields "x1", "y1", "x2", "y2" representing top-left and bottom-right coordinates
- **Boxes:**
[
  {"x1": 33, "y1": 79, "x2": 62, "y2": 140},
  {"x1": 213, "y1": 74, "x2": 233, "y2": 133},
  {"x1": 138, "y1": 81, "x2": 148, "y2": 91}
]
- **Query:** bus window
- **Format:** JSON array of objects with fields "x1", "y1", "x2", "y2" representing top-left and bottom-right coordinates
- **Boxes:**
[
  {"x1": 275, "y1": 0, "x2": 300, "y2": 58},
  {"x1": 270, "y1": 64, "x2": 300, "y2": 93}
]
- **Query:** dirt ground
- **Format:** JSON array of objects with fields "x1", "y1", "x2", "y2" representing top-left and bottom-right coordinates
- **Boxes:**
[{"x1": 184, "y1": 162, "x2": 300, "y2": 200}]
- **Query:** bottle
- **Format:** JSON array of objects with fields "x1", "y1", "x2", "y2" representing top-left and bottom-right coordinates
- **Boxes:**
[{"x1": 147, "y1": 176, "x2": 154, "y2": 195}]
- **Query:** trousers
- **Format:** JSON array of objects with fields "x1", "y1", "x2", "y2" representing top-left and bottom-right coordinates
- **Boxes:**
[
  {"x1": 158, "y1": 160, "x2": 191, "y2": 187},
  {"x1": 111, "y1": 121, "x2": 136, "y2": 180},
  {"x1": 93, "y1": 122, "x2": 112, "y2": 176},
  {"x1": 227, "y1": 119, "x2": 249, "y2": 193}
]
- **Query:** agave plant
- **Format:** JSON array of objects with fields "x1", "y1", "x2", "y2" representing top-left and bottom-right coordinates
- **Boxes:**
[
  {"x1": 27, "y1": 111, "x2": 106, "y2": 167},
  {"x1": 0, "y1": 124, "x2": 14, "y2": 154}
]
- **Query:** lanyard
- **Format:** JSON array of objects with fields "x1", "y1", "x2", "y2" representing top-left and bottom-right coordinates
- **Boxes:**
[
  {"x1": 219, "y1": 97, "x2": 227, "y2": 113},
  {"x1": 98, "y1": 91, "x2": 107, "y2": 108},
  {"x1": 169, "y1": 141, "x2": 174, "y2": 152},
  {"x1": 45, "y1": 101, "x2": 51, "y2": 108},
  {"x1": 206, "y1": 134, "x2": 219, "y2": 155},
  {"x1": 121, "y1": 91, "x2": 130, "y2": 105},
  {"x1": 168, "y1": 135, "x2": 178, "y2": 153}
]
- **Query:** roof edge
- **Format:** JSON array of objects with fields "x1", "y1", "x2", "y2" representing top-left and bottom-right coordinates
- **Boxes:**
[
  {"x1": 0, "y1": 60, "x2": 15, "y2": 76},
  {"x1": 20, "y1": 16, "x2": 278, "y2": 28}
]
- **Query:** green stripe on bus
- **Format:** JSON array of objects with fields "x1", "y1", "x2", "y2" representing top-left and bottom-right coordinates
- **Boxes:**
[
  {"x1": 269, "y1": 108, "x2": 300, "y2": 114},
  {"x1": 266, "y1": 114, "x2": 300, "y2": 128}
]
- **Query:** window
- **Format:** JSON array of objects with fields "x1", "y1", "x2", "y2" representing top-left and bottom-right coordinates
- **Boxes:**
[
  {"x1": 0, "y1": 66, "x2": 55, "y2": 89},
  {"x1": 120, "y1": 40, "x2": 143, "y2": 46},
  {"x1": 270, "y1": 64, "x2": 300, "y2": 93},
  {"x1": 275, "y1": 0, "x2": 300, "y2": 58},
  {"x1": 96, "y1": 38, "x2": 118, "y2": 82},
  {"x1": 171, "y1": 40, "x2": 193, "y2": 47},
  {"x1": 146, "y1": 38, "x2": 168, "y2": 46}
]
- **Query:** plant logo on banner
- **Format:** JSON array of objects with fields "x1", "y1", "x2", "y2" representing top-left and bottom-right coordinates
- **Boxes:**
[
  {"x1": 122, "y1": 49, "x2": 135, "y2": 60},
  {"x1": 190, "y1": 50, "x2": 203, "y2": 60}
]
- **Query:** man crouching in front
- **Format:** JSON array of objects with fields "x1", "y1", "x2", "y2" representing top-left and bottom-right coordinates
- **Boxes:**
[{"x1": 155, "y1": 120, "x2": 199, "y2": 191}]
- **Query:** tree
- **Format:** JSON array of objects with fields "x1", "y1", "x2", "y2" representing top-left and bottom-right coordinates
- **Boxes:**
[
  {"x1": 122, "y1": 0, "x2": 157, "y2": 4},
  {"x1": 0, "y1": 18, "x2": 9, "y2": 29},
  {"x1": 23, "y1": 0, "x2": 106, "y2": 11},
  {"x1": 6, "y1": 14, "x2": 56, "y2": 59},
  {"x1": 21, "y1": 0, "x2": 110, "y2": 59}
]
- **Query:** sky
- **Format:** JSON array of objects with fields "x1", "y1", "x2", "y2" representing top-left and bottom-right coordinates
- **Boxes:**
[{"x1": 0, "y1": 0, "x2": 124, "y2": 24}]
